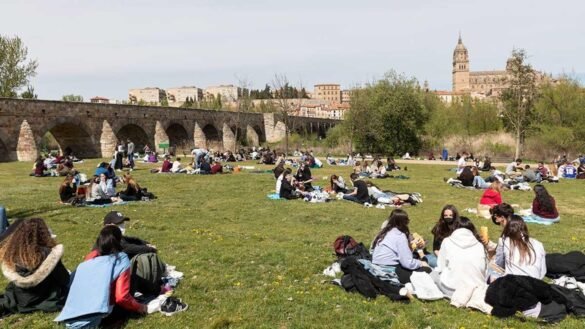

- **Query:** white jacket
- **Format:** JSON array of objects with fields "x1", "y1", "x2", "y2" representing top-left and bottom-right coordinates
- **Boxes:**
[{"x1": 434, "y1": 228, "x2": 487, "y2": 292}]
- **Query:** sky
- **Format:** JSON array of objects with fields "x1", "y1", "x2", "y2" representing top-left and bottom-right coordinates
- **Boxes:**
[{"x1": 1, "y1": 0, "x2": 584, "y2": 101}]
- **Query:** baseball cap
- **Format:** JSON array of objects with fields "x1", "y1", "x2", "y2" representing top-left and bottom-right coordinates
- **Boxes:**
[{"x1": 103, "y1": 211, "x2": 130, "y2": 225}]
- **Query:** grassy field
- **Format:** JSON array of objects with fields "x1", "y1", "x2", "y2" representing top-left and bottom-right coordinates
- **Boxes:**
[{"x1": 1, "y1": 159, "x2": 584, "y2": 329}]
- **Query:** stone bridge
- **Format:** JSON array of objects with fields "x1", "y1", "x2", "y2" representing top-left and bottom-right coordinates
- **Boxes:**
[{"x1": 0, "y1": 98, "x2": 340, "y2": 161}]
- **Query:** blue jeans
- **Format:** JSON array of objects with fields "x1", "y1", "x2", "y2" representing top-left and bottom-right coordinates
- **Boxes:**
[
  {"x1": 0, "y1": 206, "x2": 8, "y2": 235},
  {"x1": 343, "y1": 195, "x2": 365, "y2": 204},
  {"x1": 473, "y1": 176, "x2": 490, "y2": 189},
  {"x1": 425, "y1": 253, "x2": 438, "y2": 268},
  {"x1": 65, "y1": 314, "x2": 104, "y2": 329}
]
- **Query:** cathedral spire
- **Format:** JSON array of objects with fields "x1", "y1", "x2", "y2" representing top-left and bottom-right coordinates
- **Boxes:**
[{"x1": 458, "y1": 31, "x2": 462, "y2": 44}]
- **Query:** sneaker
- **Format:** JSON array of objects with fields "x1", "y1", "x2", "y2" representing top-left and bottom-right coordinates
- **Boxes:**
[
  {"x1": 363, "y1": 202, "x2": 373, "y2": 208},
  {"x1": 160, "y1": 297, "x2": 188, "y2": 316}
]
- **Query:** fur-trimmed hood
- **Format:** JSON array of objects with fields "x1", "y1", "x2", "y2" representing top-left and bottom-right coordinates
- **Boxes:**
[{"x1": 2, "y1": 244, "x2": 64, "y2": 288}]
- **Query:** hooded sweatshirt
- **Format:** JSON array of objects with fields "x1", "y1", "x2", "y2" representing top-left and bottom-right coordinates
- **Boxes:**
[{"x1": 434, "y1": 228, "x2": 487, "y2": 292}]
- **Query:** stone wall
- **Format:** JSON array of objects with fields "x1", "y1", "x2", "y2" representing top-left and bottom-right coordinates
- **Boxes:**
[{"x1": 0, "y1": 98, "x2": 340, "y2": 161}]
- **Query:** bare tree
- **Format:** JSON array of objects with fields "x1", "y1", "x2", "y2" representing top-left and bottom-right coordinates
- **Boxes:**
[
  {"x1": 271, "y1": 74, "x2": 294, "y2": 156},
  {"x1": 499, "y1": 49, "x2": 538, "y2": 159}
]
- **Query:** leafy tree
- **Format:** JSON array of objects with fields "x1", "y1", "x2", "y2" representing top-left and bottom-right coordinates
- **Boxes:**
[
  {"x1": 533, "y1": 78, "x2": 585, "y2": 153},
  {"x1": 499, "y1": 49, "x2": 538, "y2": 159},
  {"x1": 347, "y1": 71, "x2": 430, "y2": 155},
  {"x1": 20, "y1": 85, "x2": 37, "y2": 99},
  {"x1": 62, "y1": 94, "x2": 84, "y2": 102},
  {"x1": 0, "y1": 35, "x2": 38, "y2": 97},
  {"x1": 160, "y1": 98, "x2": 169, "y2": 107}
]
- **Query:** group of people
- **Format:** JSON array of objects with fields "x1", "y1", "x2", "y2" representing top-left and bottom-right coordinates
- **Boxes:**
[
  {"x1": 152, "y1": 155, "x2": 226, "y2": 175},
  {"x1": 0, "y1": 212, "x2": 187, "y2": 328},
  {"x1": 59, "y1": 162, "x2": 154, "y2": 206},
  {"x1": 345, "y1": 201, "x2": 577, "y2": 322},
  {"x1": 32, "y1": 154, "x2": 78, "y2": 177}
]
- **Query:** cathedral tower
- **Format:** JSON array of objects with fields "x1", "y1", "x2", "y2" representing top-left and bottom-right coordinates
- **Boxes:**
[{"x1": 452, "y1": 34, "x2": 470, "y2": 92}]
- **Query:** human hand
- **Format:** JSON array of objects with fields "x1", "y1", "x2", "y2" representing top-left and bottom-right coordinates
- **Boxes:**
[
  {"x1": 416, "y1": 239, "x2": 425, "y2": 249},
  {"x1": 147, "y1": 244, "x2": 157, "y2": 250}
]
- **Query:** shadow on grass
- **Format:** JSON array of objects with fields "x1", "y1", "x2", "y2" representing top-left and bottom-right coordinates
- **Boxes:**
[{"x1": 8, "y1": 205, "x2": 65, "y2": 219}]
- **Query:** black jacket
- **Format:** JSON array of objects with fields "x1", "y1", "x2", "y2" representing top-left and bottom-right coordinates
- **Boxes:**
[
  {"x1": 279, "y1": 179, "x2": 297, "y2": 200},
  {"x1": 546, "y1": 251, "x2": 585, "y2": 281},
  {"x1": 340, "y1": 256, "x2": 408, "y2": 302},
  {"x1": 121, "y1": 236, "x2": 157, "y2": 259},
  {"x1": 1, "y1": 244, "x2": 70, "y2": 314},
  {"x1": 485, "y1": 275, "x2": 562, "y2": 318}
]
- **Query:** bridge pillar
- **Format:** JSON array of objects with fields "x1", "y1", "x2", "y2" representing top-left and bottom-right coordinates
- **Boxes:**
[
  {"x1": 246, "y1": 125, "x2": 259, "y2": 147},
  {"x1": 154, "y1": 121, "x2": 169, "y2": 153},
  {"x1": 193, "y1": 122, "x2": 206, "y2": 148},
  {"x1": 16, "y1": 120, "x2": 38, "y2": 161},
  {"x1": 263, "y1": 113, "x2": 286, "y2": 143},
  {"x1": 222, "y1": 123, "x2": 235, "y2": 152},
  {"x1": 100, "y1": 120, "x2": 117, "y2": 158}
]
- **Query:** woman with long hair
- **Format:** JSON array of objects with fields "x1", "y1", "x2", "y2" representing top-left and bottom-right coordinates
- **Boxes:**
[
  {"x1": 523, "y1": 184, "x2": 559, "y2": 223},
  {"x1": 330, "y1": 174, "x2": 348, "y2": 194},
  {"x1": 0, "y1": 218, "x2": 69, "y2": 315},
  {"x1": 59, "y1": 174, "x2": 77, "y2": 204},
  {"x1": 118, "y1": 174, "x2": 142, "y2": 201},
  {"x1": 432, "y1": 216, "x2": 487, "y2": 298},
  {"x1": 431, "y1": 205, "x2": 460, "y2": 257},
  {"x1": 56, "y1": 225, "x2": 148, "y2": 327},
  {"x1": 372, "y1": 209, "x2": 431, "y2": 283},
  {"x1": 495, "y1": 215, "x2": 546, "y2": 279}
]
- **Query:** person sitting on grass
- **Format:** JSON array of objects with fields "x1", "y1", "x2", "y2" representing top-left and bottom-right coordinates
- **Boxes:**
[
  {"x1": 0, "y1": 218, "x2": 70, "y2": 316},
  {"x1": 330, "y1": 174, "x2": 348, "y2": 194},
  {"x1": 55, "y1": 225, "x2": 149, "y2": 328},
  {"x1": 578, "y1": 162, "x2": 585, "y2": 179},
  {"x1": 431, "y1": 216, "x2": 487, "y2": 299},
  {"x1": 294, "y1": 161, "x2": 313, "y2": 192},
  {"x1": 445, "y1": 165, "x2": 474, "y2": 187},
  {"x1": 341, "y1": 173, "x2": 370, "y2": 205},
  {"x1": 430, "y1": 205, "x2": 460, "y2": 259},
  {"x1": 273, "y1": 161, "x2": 285, "y2": 180},
  {"x1": 210, "y1": 161, "x2": 223, "y2": 174},
  {"x1": 160, "y1": 156, "x2": 172, "y2": 173},
  {"x1": 199, "y1": 157, "x2": 212, "y2": 174},
  {"x1": 522, "y1": 165, "x2": 541, "y2": 183},
  {"x1": 84, "y1": 212, "x2": 173, "y2": 298},
  {"x1": 279, "y1": 170, "x2": 307, "y2": 200},
  {"x1": 559, "y1": 161, "x2": 577, "y2": 179},
  {"x1": 171, "y1": 157, "x2": 184, "y2": 174},
  {"x1": 118, "y1": 174, "x2": 142, "y2": 202},
  {"x1": 494, "y1": 215, "x2": 546, "y2": 280},
  {"x1": 59, "y1": 174, "x2": 78, "y2": 204},
  {"x1": 87, "y1": 174, "x2": 117, "y2": 205},
  {"x1": 522, "y1": 184, "x2": 559, "y2": 224},
  {"x1": 505, "y1": 158, "x2": 524, "y2": 180},
  {"x1": 371, "y1": 209, "x2": 431, "y2": 284},
  {"x1": 32, "y1": 156, "x2": 51, "y2": 177},
  {"x1": 386, "y1": 157, "x2": 400, "y2": 171},
  {"x1": 371, "y1": 160, "x2": 389, "y2": 179},
  {"x1": 478, "y1": 181, "x2": 503, "y2": 219},
  {"x1": 472, "y1": 167, "x2": 491, "y2": 189}
]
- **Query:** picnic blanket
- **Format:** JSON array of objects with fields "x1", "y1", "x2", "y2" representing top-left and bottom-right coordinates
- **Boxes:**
[
  {"x1": 86, "y1": 201, "x2": 129, "y2": 208},
  {"x1": 267, "y1": 193, "x2": 283, "y2": 200}
]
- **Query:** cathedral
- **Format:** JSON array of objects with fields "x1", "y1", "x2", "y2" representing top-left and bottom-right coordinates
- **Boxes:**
[
  {"x1": 452, "y1": 34, "x2": 509, "y2": 96},
  {"x1": 451, "y1": 34, "x2": 552, "y2": 97}
]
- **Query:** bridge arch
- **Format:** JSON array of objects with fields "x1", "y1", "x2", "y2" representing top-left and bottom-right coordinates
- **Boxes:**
[
  {"x1": 39, "y1": 119, "x2": 98, "y2": 158},
  {"x1": 0, "y1": 138, "x2": 9, "y2": 162},
  {"x1": 166, "y1": 123, "x2": 190, "y2": 149},
  {"x1": 116, "y1": 124, "x2": 152, "y2": 154},
  {"x1": 202, "y1": 124, "x2": 222, "y2": 150}
]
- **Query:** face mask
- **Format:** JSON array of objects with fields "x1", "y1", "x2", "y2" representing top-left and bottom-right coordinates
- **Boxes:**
[
  {"x1": 118, "y1": 223, "x2": 126, "y2": 235},
  {"x1": 444, "y1": 216, "x2": 454, "y2": 223}
]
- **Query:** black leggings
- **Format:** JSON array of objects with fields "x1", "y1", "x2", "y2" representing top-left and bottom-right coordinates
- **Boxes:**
[{"x1": 395, "y1": 264, "x2": 432, "y2": 284}]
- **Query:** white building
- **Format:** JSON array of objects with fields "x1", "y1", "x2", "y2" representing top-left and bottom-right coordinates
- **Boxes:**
[
  {"x1": 204, "y1": 85, "x2": 243, "y2": 103},
  {"x1": 128, "y1": 87, "x2": 166, "y2": 104},
  {"x1": 166, "y1": 86, "x2": 203, "y2": 104}
]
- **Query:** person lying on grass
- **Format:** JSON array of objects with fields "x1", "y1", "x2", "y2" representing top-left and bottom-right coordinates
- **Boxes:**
[{"x1": 364, "y1": 181, "x2": 421, "y2": 206}]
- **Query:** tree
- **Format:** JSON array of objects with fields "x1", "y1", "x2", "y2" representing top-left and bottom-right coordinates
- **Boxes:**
[
  {"x1": 272, "y1": 74, "x2": 298, "y2": 156},
  {"x1": 0, "y1": 35, "x2": 38, "y2": 97},
  {"x1": 533, "y1": 78, "x2": 585, "y2": 154},
  {"x1": 499, "y1": 49, "x2": 538, "y2": 159},
  {"x1": 347, "y1": 71, "x2": 430, "y2": 155},
  {"x1": 234, "y1": 77, "x2": 253, "y2": 150},
  {"x1": 62, "y1": 94, "x2": 84, "y2": 102},
  {"x1": 20, "y1": 85, "x2": 37, "y2": 99}
]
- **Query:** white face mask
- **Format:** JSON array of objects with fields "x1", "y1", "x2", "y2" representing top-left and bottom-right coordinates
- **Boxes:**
[{"x1": 118, "y1": 223, "x2": 126, "y2": 235}]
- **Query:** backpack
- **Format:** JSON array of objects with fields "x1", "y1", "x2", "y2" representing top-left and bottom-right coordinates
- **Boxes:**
[
  {"x1": 130, "y1": 252, "x2": 166, "y2": 296},
  {"x1": 333, "y1": 235, "x2": 371, "y2": 260}
]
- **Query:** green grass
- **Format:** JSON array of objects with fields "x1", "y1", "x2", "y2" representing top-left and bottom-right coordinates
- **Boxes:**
[{"x1": 1, "y1": 160, "x2": 584, "y2": 328}]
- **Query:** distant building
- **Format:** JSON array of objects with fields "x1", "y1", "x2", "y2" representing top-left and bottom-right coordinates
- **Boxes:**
[
  {"x1": 90, "y1": 96, "x2": 110, "y2": 104},
  {"x1": 341, "y1": 89, "x2": 352, "y2": 103},
  {"x1": 166, "y1": 86, "x2": 203, "y2": 105},
  {"x1": 329, "y1": 102, "x2": 350, "y2": 119},
  {"x1": 452, "y1": 34, "x2": 553, "y2": 97},
  {"x1": 128, "y1": 87, "x2": 166, "y2": 104},
  {"x1": 313, "y1": 84, "x2": 341, "y2": 103},
  {"x1": 205, "y1": 85, "x2": 245, "y2": 103}
]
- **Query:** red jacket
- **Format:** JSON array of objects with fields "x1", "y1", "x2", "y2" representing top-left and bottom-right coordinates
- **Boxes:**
[
  {"x1": 532, "y1": 197, "x2": 559, "y2": 219},
  {"x1": 480, "y1": 188, "x2": 502, "y2": 206},
  {"x1": 85, "y1": 250, "x2": 144, "y2": 313}
]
